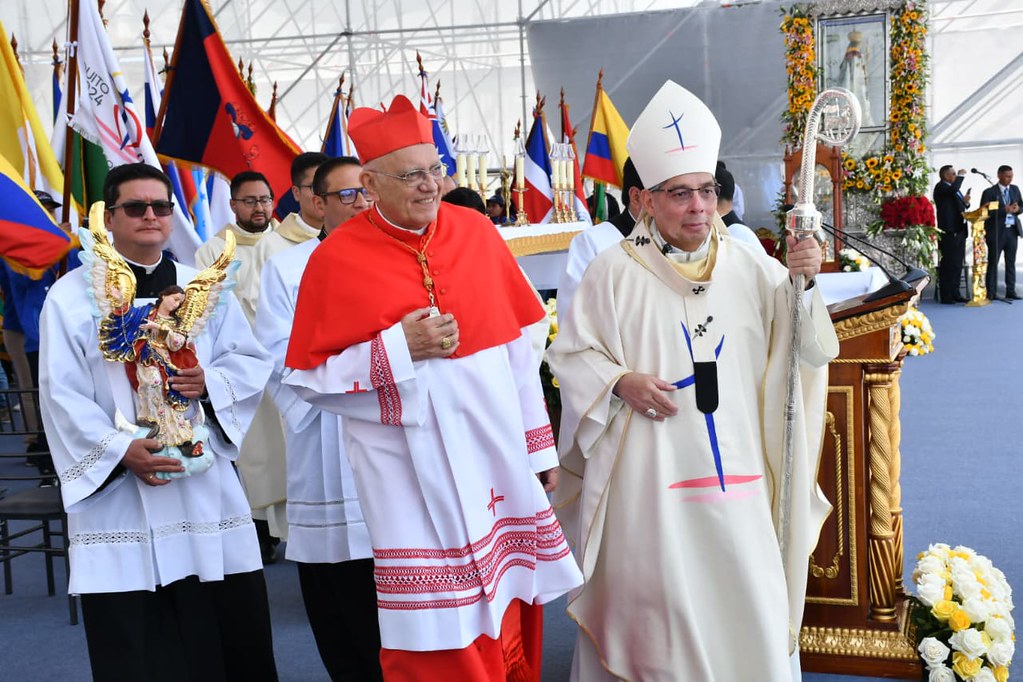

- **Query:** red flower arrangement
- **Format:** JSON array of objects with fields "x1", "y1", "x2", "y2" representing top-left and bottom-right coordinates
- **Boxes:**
[{"x1": 879, "y1": 195, "x2": 936, "y2": 230}]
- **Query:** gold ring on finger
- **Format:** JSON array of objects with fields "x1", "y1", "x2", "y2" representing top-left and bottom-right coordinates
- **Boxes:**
[{"x1": 440, "y1": 336, "x2": 452, "y2": 350}]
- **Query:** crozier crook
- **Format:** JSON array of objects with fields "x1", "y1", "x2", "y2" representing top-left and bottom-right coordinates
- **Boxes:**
[{"x1": 777, "y1": 87, "x2": 861, "y2": 579}]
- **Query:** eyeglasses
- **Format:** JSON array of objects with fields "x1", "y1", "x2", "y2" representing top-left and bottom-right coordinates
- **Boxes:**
[
  {"x1": 367, "y1": 162, "x2": 447, "y2": 187},
  {"x1": 294, "y1": 184, "x2": 314, "y2": 191},
  {"x1": 649, "y1": 183, "x2": 721, "y2": 204},
  {"x1": 107, "y1": 200, "x2": 175, "y2": 218},
  {"x1": 321, "y1": 187, "x2": 371, "y2": 205},
  {"x1": 233, "y1": 196, "x2": 274, "y2": 208}
]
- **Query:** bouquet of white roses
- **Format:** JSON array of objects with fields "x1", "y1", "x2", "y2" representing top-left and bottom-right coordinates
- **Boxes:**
[
  {"x1": 838, "y1": 247, "x2": 871, "y2": 272},
  {"x1": 911, "y1": 544, "x2": 1015, "y2": 681},
  {"x1": 901, "y1": 306, "x2": 935, "y2": 356}
]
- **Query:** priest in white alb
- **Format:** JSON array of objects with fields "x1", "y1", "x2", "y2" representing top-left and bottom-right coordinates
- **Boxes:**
[
  {"x1": 547, "y1": 81, "x2": 838, "y2": 681},
  {"x1": 283, "y1": 95, "x2": 582, "y2": 681},
  {"x1": 40, "y1": 163, "x2": 276, "y2": 680},
  {"x1": 197, "y1": 170, "x2": 288, "y2": 561}
]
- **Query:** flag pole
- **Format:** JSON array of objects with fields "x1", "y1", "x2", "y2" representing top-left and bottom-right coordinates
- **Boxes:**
[
  {"x1": 151, "y1": 0, "x2": 191, "y2": 146},
  {"x1": 268, "y1": 81, "x2": 278, "y2": 120},
  {"x1": 60, "y1": 0, "x2": 81, "y2": 224},
  {"x1": 51, "y1": 39, "x2": 62, "y2": 124}
]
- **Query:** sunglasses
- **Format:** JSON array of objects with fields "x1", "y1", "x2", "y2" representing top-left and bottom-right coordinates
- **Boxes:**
[{"x1": 107, "y1": 200, "x2": 175, "y2": 218}]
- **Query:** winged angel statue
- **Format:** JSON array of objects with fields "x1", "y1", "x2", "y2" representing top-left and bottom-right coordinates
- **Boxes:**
[{"x1": 79, "y1": 219, "x2": 239, "y2": 480}]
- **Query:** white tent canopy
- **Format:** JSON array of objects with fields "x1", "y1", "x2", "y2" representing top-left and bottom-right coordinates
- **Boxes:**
[{"x1": 2, "y1": 0, "x2": 1020, "y2": 227}]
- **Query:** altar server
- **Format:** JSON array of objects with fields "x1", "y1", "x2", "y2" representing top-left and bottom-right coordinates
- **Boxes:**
[
  {"x1": 284, "y1": 95, "x2": 582, "y2": 681},
  {"x1": 548, "y1": 81, "x2": 838, "y2": 681},
  {"x1": 40, "y1": 163, "x2": 276, "y2": 681}
]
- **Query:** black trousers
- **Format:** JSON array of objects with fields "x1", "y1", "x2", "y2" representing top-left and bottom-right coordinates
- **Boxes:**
[
  {"x1": 81, "y1": 570, "x2": 278, "y2": 682},
  {"x1": 937, "y1": 229, "x2": 966, "y2": 301},
  {"x1": 987, "y1": 227, "x2": 1020, "y2": 297},
  {"x1": 297, "y1": 558, "x2": 383, "y2": 682}
]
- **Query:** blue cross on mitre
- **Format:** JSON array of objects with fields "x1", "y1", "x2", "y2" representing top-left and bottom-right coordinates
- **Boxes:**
[{"x1": 663, "y1": 110, "x2": 685, "y2": 149}]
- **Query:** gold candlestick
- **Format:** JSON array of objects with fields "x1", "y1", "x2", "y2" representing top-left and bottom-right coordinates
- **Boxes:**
[
  {"x1": 513, "y1": 187, "x2": 529, "y2": 226},
  {"x1": 500, "y1": 169, "x2": 513, "y2": 226}
]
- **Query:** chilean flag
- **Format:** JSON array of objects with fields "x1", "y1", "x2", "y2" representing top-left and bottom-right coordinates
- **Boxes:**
[
  {"x1": 153, "y1": 0, "x2": 301, "y2": 204},
  {"x1": 0, "y1": 154, "x2": 71, "y2": 276},
  {"x1": 523, "y1": 110, "x2": 554, "y2": 224}
]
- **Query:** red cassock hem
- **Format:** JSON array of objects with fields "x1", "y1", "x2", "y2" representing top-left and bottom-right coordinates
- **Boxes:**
[{"x1": 379, "y1": 599, "x2": 543, "y2": 682}]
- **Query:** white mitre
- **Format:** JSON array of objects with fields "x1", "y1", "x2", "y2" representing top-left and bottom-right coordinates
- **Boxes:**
[{"x1": 626, "y1": 80, "x2": 721, "y2": 188}]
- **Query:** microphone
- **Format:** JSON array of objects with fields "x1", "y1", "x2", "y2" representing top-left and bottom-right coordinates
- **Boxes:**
[
  {"x1": 819, "y1": 222, "x2": 922, "y2": 302},
  {"x1": 661, "y1": 241, "x2": 673, "y2": 255},
  {"x1": 972, "y1": 168, "x2": 995, "y2": 183}
]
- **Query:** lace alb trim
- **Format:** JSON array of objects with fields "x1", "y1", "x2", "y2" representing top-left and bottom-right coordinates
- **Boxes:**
[
  {"x1": 210, "y1": 368, "x2": 243, "y2": 435},
  {"x1": 151, "y1": 514, "x2": 252, "y2": 540},
  {"x1": 69, "y1": 530, "x2": 150, "y2": 547},
  {"x1": 60, "y1": 430, "x2": 118, "y2": 485}
]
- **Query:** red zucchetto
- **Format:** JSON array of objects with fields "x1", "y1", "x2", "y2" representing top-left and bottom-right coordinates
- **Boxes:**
[{"x1": 348, "y1": 95, "x2": 434, "y2": 164}]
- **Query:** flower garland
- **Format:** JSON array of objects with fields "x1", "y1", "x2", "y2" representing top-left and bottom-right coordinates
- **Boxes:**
[
  {"x1": 910, "y1": 544, "x2": 1014, "y2": 680},
  {"x1": 889, "y1": 1, "x2": 929, "y2": 174},
  {"x1": 780, "y1": 2, "x2": 937, "y2": 269},
  {"x1": 780, "y1": 5, "x2": 817, "y2": 148},
  {"x1": 900, "y1": 305, "x2": 934, "y2": 356}
]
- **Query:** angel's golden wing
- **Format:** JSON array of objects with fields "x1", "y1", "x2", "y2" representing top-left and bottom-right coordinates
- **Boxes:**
[
  {"x1": 177, "y1": 230, "x2": 237, "y2": 337},
  {"x1": 86, "y1": 201, "x2": 137, "y2": 316}
]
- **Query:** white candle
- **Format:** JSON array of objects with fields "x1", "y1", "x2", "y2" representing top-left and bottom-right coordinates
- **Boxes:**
[
  {"x1": 515, "y1": 156, "x2": 525, "y2": 190},
  {"x1": 455, "y1": 153, "x2": 467, "y2": 188},
  {"x1": 466, "y1": 153, "x2": 478, "y2": 191},
  {"x1": 477, "y1": 152, "x2": 488, "y2": 193}
]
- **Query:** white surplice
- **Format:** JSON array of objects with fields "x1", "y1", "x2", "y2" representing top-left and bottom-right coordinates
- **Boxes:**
[
  {"x1": 254, "y1": 238, "x2": 370, "y2": 564},
  {"x1": 39, "y1": 263, "x2": 272, "y2": 594},
  {"x1": 284, "y1": 327, "x2": 583, "y2": 652},
  {"x1": 197, "y1": 224, "x2": 288, "y2": 535},
  {"x1": 557, "y1": 221, "x2": 624, "y2": 329},
  {"x1": 251, "y1": 212, "x2": 321, "y2": 280},
  {"x1": 548, "y1": 223, "x2": 838, "y2": 681}
]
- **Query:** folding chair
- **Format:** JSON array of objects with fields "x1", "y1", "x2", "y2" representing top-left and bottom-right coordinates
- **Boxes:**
[{"x1": 0, "y1": 387, "x2": 79, "y2": 624}]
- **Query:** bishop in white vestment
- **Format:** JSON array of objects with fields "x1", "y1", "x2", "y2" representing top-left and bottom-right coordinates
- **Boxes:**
[{"x1": 548, "y1": 82, "x2": 838, "y2": 682}]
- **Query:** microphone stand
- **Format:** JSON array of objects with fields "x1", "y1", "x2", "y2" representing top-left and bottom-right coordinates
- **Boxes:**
[{"x1": 821, "y1": 222, "x2": 926, "y2": 302}]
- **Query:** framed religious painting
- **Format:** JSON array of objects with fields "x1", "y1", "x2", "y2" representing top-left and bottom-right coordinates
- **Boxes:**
[{"x1": 818, "y1": 13, "x2": 888, "y2": 153}]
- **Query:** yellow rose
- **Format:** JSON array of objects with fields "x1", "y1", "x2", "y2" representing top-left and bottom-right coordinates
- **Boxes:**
[
  {"x1": 994, "y1": 665, "x2": 1009, "y2": 682},
  {"x1": 949, "y1": 608, "x2": 972, "y2": 632},
  {"x1": 931, "y1": 599, "x2": 957, "y2": 622},
  {"x1": 952, "y1": 652, "x2": 983, "y2": 679}
]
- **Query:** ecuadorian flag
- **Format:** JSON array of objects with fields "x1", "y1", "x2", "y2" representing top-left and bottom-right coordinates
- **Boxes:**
[
  {"x1": 581, "y1": 81, "x2": 630, "y2": 188},
  {"x1": 0, "y1": 155, "x2": 71, "y2": 277}
]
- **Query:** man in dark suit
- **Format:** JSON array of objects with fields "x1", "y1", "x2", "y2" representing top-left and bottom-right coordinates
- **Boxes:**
[
  {"x1": 981, "y1": 164, "x2": 1023, "y2": 300},
  {"x1": 933, "y1": 165, "x2": 971, "y2": 303},
  {"x1": 609, "y1": 158, "x2": 643, "y2": 237}
]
